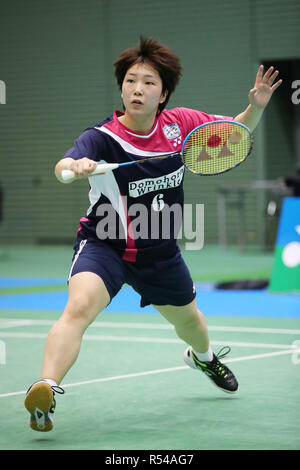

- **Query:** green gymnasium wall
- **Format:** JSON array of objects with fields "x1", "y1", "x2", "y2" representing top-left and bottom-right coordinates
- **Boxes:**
[{"x1": 0, "y1": 0, "x2": 299, "y2": 246}]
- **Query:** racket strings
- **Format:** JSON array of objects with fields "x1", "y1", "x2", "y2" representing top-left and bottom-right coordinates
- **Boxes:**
[{"x1": 183, "y1": 122, "x2": 252, "y2": 175}]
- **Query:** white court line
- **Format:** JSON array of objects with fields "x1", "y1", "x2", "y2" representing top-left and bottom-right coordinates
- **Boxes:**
[
  {"x1": 0, "y1": 320, "x2": 38, "y2": 329},
  {"x1": 0, "y1": 348, "x2": 298, "y2": 399},
  {"x1": 0, "y1": 318, "x2": 300, "y2": 335},
  {"x1": 0, "y1": 331, "x2": 296, "y2": 350}
]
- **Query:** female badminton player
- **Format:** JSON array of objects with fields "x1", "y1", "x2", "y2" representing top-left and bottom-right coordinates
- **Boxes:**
[{"x1": 24, "y1": 37, "x2": 282, "y2": 432}]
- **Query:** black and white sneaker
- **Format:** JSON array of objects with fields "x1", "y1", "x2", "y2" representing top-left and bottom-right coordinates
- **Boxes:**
[
  {"x1": 184, "y1": 346, "x2": 238, "y2": 393},
  {"x1": 24, "y1": 380, "x2": 64, "y2": 432}
]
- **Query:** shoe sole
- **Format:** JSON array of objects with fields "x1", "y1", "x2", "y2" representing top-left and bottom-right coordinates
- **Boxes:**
[
  {"x1": 24, "y1": 382, "x2": 54, "y2": 432},
  {"x1": 183, "y1": 348, "x2": 238, "y2": 394}
]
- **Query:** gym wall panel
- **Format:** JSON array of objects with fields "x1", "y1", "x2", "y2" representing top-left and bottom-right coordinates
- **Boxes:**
[
  {"x1": 255, "y1": 0, "x2": 300, "y2": 60},
  {"x1": 0, "y1": 0, "x2": 298, "y2": 247},
  {"x1": 0, "y1": 0, "x2": 109, "y2": 243}
]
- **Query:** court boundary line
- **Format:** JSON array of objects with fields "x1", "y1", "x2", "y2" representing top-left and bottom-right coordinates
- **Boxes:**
[
  {"x1": 0, "y1": 318, "x2": 300, "y2": 335},
  {"x1": 0, "y1": 348, "x2": 298, "y2": 399},
  {"x1": 0, "y1": 331, "x2": 296, "y2": 349}
]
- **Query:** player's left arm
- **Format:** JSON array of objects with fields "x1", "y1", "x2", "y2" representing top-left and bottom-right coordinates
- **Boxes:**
[{"x1": 234, "y1": 65, "x2": 282, "y2": 132}]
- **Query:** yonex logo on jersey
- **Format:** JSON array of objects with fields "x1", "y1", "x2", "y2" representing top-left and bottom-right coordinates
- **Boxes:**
[
  {"x1": 163, "y1": 123, "x2": 181, "y2": 139},
  {"x1": 128, "y1": 166, "x2": 184, "y2": 198},
  {"x1": 172, "y1": 135, "x2": 182, "y2": 147}
]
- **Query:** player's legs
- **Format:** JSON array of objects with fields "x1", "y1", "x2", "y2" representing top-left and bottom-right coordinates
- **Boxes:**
[
  {"x1": 153, "y1": 298, "x2": 210, "y2": 354},
  {"x1": 25, "y1": 236, "x2": 125, "y2": 431},
  {"x1": 129, "y1": 251, "x2": 238, "y2": 393},
  {"x1": 41, "y1": 271, "x2": 110, "y2": 385},
  {"x1": 153, "y1": 299, "x2": 238, "y2": 393},
  {"x1": 25, "y1": 271, "x2": 110, "y2": 431},
  {"x1": 125, "y1": 249, "x2": 209, "y2": 353}
]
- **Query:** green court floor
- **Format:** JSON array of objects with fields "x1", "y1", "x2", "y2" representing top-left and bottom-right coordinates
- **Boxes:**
[
  {"x1": 0, "y1": 243, "x2": 275, "y2": 282},
  {"x1": 0, "y1": 245, "x2": 299, "y2": 450},
  {"x1": 0, "y1": 310, "x2": 299, "y2": 450}
]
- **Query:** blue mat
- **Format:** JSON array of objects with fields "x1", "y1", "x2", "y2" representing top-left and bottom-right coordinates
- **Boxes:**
[
  {"x1": 0, "y1": 282, "x2": 299, "y2": 318},
  {"x1": 0, "y1": 278, "x2": 66, "y2": 287}
]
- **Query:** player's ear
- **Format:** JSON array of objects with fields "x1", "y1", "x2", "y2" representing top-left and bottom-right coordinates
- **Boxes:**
[{"x1": 160, "y1": 90, "x2": 168, "y2": 104}]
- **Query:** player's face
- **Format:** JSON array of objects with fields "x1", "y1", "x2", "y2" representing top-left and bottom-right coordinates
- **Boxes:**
[{"x1": 121, "y1": 63, "x2": 167, "y2": 121}]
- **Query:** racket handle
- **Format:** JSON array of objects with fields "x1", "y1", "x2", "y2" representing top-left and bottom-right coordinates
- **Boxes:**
[
  {"x1": 61, "y1": 170, "x2": 76, "y2": 182},
  {"x1": 61, "y1": 163, "x2": 120, "y2": 182}
]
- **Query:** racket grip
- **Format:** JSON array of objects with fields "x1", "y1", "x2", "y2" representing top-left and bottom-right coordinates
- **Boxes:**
[
  {"x1": 61, "y1": 169, "x2": 76, "y2": 182},
  {"x1": 92, "y1": 163, "x2": 120, "y2": 173},
  {"x1": 61, "y1": 163, "x2": 119, "y2": 182}
]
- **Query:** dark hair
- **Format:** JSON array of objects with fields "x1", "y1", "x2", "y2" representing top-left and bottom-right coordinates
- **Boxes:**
[{"x1": 114, "y1": 37, "x2": 182, "y2": 112}]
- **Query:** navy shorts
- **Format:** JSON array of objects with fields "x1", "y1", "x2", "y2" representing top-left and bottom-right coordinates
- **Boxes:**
[{"x1": 68, "y1": 235, "x2": 196, "y2": 308}]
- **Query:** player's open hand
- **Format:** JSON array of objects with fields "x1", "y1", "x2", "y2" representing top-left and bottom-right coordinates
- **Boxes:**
[{"x1": 249, "y1": 65, "x2": 282, "y2": 110}]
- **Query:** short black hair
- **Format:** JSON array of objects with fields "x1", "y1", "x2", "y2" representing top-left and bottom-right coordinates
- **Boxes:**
[{"x1": 114, "y1": 37, "x2": 182, "y2": 112}]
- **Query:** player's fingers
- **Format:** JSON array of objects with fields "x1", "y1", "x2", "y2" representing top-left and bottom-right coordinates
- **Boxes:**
[
  {"x1": 271, "y1": 78, "x2": 283, "y2": 91},
  {"x1": 248, "y1": 88, "x2": 257, "y2": 102},
  {"x1": 75, "y1": 158, "x2": 96, "y2": 178},
  {"x1": 74, "y1": 159, "x2": 88, "y2": 178},
  {"x1": 254, "y1": 65, "x2": 264, "y2": 86},
  {"x1": 81, "y1": 157, "x2": 93, "y2": 171},
  {"x1": 87, "y1": 160, "x2": 98, "y2": 173},
  {"x1": 263, "y1": 66, "x2": 274, "y2": 82},
  {"x1": 268, "y1": 70, "x2": 280, "y2": 85}
]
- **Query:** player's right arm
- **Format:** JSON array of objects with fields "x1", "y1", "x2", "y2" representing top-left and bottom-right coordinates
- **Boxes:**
[{"x1": 55, "y1": 157, "x2": 98, "y2": 184}]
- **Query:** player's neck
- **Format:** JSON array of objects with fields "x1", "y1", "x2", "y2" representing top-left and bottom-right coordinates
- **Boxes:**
[{"x1": 118, "y1": 112, "x2": 157, "y2": 134}]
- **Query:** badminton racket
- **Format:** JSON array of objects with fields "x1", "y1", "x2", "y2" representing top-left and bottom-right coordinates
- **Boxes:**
[{"x1": 61, "y1": 120, "x2": 253, "y2": 182}]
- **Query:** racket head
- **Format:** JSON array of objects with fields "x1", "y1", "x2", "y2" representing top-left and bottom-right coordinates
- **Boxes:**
[{"x1": 182, "y1": 120, "x2": 253, "y2": 175}]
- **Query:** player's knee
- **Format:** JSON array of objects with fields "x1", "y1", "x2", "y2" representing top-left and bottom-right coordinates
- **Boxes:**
[{"x1": 64, "y1": 293, "x2": 99, "y2": 323}]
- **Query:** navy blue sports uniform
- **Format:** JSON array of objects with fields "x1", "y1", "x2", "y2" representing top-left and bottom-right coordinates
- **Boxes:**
[{"x1": 64, "y1": 107, "x2": 231, "y2": 306}]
